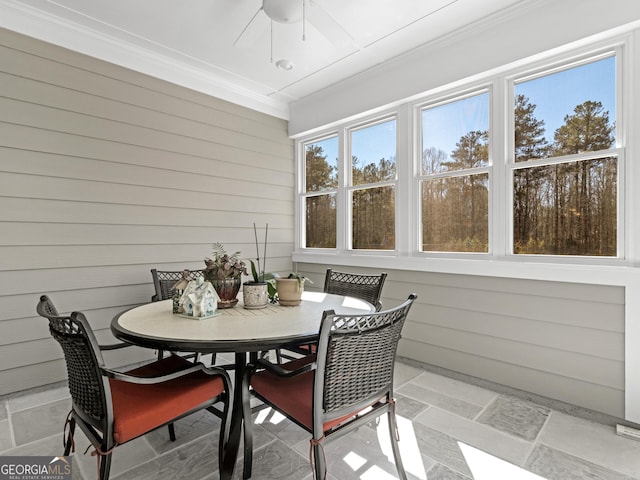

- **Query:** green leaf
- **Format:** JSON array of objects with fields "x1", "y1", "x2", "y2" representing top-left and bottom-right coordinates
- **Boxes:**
[{"x1": 249, "y1": 259, "x2": 260, "y2": 282}]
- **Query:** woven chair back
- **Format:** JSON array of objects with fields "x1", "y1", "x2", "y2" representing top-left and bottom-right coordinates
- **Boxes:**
[
  {"x1": 151, "y1": 268, "x2": 205, "y2": 301},
  {"x1": 317, "y1": 294, "x2": 416, "y2": 414},
  {"x1": 323, "y1": 269, "x2": 387, "y2": 310},
  {"x1": 37, "y1": 296, "x2": 109, "y2": 424}
]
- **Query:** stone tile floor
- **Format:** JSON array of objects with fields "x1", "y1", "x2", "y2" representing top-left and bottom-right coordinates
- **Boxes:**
[{"x1": 2, "y1": 355, "x2": 640, "y2": 480}]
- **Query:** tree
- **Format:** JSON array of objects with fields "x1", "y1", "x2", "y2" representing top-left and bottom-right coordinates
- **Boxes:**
[
  {"x1": 447, "y1": 131, "x2": 488, "y2": 244},
  {"x1": 422, "y1": 146, "x2": 448, "y2": 174},
  {"x1": 305, "y1": 145, "x2": 336, "y2": 191},
  {"x1": 352, "y1": 155, "x2": 396, "y2": 249},
  {"x1": 514, "y1": 99, "x2": 616, "y2": 256},
  {"x1": 513, "y1": 94, "x2": 548, "y2": 250},
  {"x1": 514, "y1": 94, "x2": 549, "y2": 162},
  {"x1": 445, "y1": 130, "x2": 488, "y2": 170},
  {"x1": 552, "y1": 100, "x2": 614, "y2": 155},
  {"x1": 305, "y1": 145, "x2": 337, "y2": 248},
  {"x1": 550, "y1": 101, "x2": 615, "y2": 254}
]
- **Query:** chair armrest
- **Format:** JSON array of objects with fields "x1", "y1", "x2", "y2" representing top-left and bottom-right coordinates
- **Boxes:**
[
  {"x1": 254, "y1": 357, "x2": 315, "y2": 378},
  {"x1": 102, "y1": 362, "x2": 230, "y2": 385},
  {"x1": 99, "y1": 342, "x2": 131, "y2": 351}
]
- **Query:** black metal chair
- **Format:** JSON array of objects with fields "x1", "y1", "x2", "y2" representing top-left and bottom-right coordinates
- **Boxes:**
[
  {"x1": 37, "y1": 295, "x2": 233, "y2": 480},
  {"x1": 241, "y1": 293, "x2": 417, "y2": 479},
  {"x1": 280, "y1": 268, "x2": 388, "y2": 359},
  {"x1": 150, "y1": 268, "x2": 205, "y2": 302},
  {"x1": 151, "y1": 268, "x2": 210, "y2": 362}
]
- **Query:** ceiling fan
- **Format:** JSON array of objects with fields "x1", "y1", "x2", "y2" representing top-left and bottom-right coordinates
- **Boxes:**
[{"x1": 234, "y1": 0, "x2": 355, "y2": 60}]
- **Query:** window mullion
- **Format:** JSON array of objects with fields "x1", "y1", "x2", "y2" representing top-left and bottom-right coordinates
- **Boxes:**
[
  {"x1": 396, "y1": 103, "x2": 411, "y2": 256},
  {"x1": 492, "y1": 78, "x2": 509, "y2": 257},
  {"x1": 337, "y1": 129, "x2": 348, "y2": 253}
]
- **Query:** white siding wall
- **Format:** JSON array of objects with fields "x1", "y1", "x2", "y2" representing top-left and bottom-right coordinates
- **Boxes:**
[
  {"x1": 298, "y1": 263, "x2": 626, "y2": 418},
  {"x1": 0, "y1": 28, "x2": 294, "y2": 395}
]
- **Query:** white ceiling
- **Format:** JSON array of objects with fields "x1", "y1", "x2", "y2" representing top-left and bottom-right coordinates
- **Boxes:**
[{"x1": 1, "y1": 0, "x2": 526, "y2": 118}]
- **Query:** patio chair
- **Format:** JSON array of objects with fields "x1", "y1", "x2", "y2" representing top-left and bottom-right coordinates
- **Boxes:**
[
  {"x1": 280, "y1": 268, "x2": 388, "y2": 358},
  {"x1": 241, "y1": 293, "x2": 417, "y2": 479},
  {"x1": 324, "y1": 268, "x2": 388, "y2": 310},
  {"x1": 151, "y1": 268, "x2": 208, "y2": 362},
  {"x1": 36, "y1": 295, "x2": 233, "y2": 480},
  {"x1": 151, "y1": 268, "x2": 205, "y2": 302}
]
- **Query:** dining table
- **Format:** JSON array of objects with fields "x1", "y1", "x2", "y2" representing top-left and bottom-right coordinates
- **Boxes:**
[{"x1": 111, "y1": 290, "x2": 375, "y2": 478}]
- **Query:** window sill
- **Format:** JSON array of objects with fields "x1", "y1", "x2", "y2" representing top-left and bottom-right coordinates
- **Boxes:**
[{"x1": 293, "y1": 250, "x2": 640, "y2": 287}]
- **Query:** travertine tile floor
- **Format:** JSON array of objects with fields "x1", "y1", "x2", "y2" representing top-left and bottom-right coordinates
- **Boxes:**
[{"x1": 2, "y1": 355, "x2": 640, "y2": 480}]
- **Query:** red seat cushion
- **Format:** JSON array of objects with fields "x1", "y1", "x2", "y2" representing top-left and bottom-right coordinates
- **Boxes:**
[
  {"x1": 295, "y1": 343, "x2": 317, "y2": 354},
  {"x1": 251, "y1": 358, "x2": 361, "y2": 432},
  {"x1": 109, "y1": 355, "x2": 225, "y2": 444}
]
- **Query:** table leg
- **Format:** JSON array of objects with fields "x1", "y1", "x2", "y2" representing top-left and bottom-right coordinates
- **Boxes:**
[{"x1": 222, "y1": 352, "x2": 247, "y2": 478}]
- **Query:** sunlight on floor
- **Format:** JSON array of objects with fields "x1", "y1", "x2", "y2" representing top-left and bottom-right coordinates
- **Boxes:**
[
  {"x1": 255, "y1": 407, "x2": 549, "y2": 480},
  {"x1": 343, "y1": 451, "x2": 368, "y2": 471},
  {"x1": 254, "y1": 407, "x2": 286, "y2": 425},
  {"x1": 360, "y1": 465, "x2": 402, "y2": 479},
  {"x1": 341, "y1": 452, "x2": 401, "y2": 480},
  {"x1": 459, "y1": 442, "x2": 547, "y2": 480},
  {"x1": 377, "y1": 415, "x2": 427, "y2": 480}
]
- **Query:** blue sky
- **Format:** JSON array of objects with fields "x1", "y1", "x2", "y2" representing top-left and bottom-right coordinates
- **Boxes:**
[
  {"x1": 309, "y1": 55, "x2": 616, "y2": 169},
  {"x1": 516, "y1": 55, "x2": 616, "y2": 146},
  {"x1": 422, "y1": 92, "x2": 489, "y2": 159},
  {"x1": 351, "y1": 119, "x2": 396, "y2": 165}
]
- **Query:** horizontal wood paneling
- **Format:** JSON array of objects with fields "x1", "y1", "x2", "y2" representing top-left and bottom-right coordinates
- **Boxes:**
[
  {"x1": 2, "y1": 148, "x2": 292, "y2": 197},
  {"x1": 1, "y1": 123, "x2": 290, "y2": 181},
  {"x1": 0, "y1": 32, "x2": 287, "y2": 136},
  {"x1": 297, "y1": 262, "x2": 626, "y2": 418},
  {"x1": 0, "y1": 72, "x2": 290, "y2": 156},
  {"x1": 404, "y1": 304, "x2": 623, "y2": 361},
  {"x1": 0, "y1": 171, "x2": 293, "y2": 215},
  {"x1": 401, "y1": 340, "x2": 625, "y2": 417},
  {"x1": 0, "y1": 197, "x2": 294, "y2": 229},
  {"x1": 0, "y1": 28, "x2": 294, "y2": 396}
]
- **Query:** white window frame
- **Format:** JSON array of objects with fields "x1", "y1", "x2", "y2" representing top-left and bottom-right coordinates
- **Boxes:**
[
  {"x1": 505, "y1": 49, "x2": 624, "y2": 263},
  {"x1": 415, "y1": 87, "x2": 493, "y2": 257},
  {"x1": 346, "y1": 115, "x2": 399, "y2": 252},
  {"x1": 295, "y1": 37, "x2": 629, "y2": 271},
  {"x1": 299, "y1": 132, "x2": 340, "y2": 252}
]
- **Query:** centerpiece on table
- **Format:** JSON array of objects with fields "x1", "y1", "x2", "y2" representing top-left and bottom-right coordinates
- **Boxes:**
[
  {"x1": 203, "y1": 243, "x2": 248, "y2": 309},
  {"x1": 243, "y1": 223, "x2": 278, "y2": 309}
]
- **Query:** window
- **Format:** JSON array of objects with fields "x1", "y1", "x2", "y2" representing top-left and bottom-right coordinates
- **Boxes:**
[
  {"x1": 349, "y1": 118, "x2": 397, "y2": 250},
  {"x1": 296, "y1": 47, "x2": 622, "y2": 264},
  {"x1": 512, "y1": 56, "x2": 617, "y2": 256},
  {"x1": 303, "y1": 136, "x2": 338, "y2": 248},
  {"x1": 419, "y1": 92, "x2": 490, "y2": 252}
]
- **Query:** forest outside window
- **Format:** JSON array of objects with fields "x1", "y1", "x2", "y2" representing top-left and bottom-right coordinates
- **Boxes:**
[
  {"x1": 512, "y1": 55, "x2": 617, "y2": 257},
  {"x1": 297, "y1": 46, "x2": 624, "y2": 266},
  {"x1": 419, "y1": 92, "x2": 490, "y2": 253},
  {"x1": 304, "y1": 135, "x2": 338, "y2": 248},
  {"x1": 349, "y1": 118, "x2": 397, "y2": 250}
]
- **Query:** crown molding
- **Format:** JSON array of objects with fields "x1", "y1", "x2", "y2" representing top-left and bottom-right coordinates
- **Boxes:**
[{"x1": 0, "y1": 0, "x2": 290, "y2": 119}]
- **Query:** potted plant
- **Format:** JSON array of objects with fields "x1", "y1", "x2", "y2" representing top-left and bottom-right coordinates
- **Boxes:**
[
  {"x1": 242, "y1": 223, "x2": 274, "y2": 309},
  {"x1": 203, "y1": 243, "x2": 248, "y2": 308},
  {"x1": 276, "y1": 272, "x2": 311, "y2": 306}
]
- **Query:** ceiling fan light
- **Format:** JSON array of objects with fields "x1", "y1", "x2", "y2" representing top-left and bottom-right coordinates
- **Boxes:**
[{"x1": 263, "y1": 0, "x2": 303, "y2": 24}]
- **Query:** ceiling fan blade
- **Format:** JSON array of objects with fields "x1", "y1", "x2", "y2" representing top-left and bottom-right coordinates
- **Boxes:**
[
  {"x1": 233, "y1": 5, "x2": 265, "y2": 47},
  {"x1": 306, "y1": 0, "x2": 357, "y2": 49}
]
